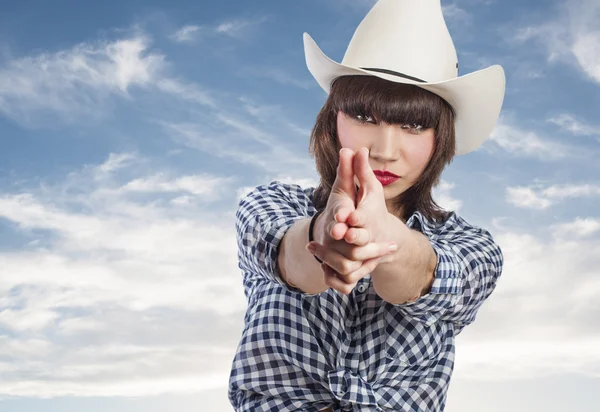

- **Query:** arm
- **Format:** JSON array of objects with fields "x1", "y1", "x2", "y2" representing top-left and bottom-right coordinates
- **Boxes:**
[
  {"x1": 236, "y1": 180, "x2": 328, "y2": 296},
  {"x1": 277, "y1": 212, "x2": 330, "y2": 294},
  {"x1": 371, "y1": 211, "x2": 504, "y2": 332},
  {"x1": 370, "y1": 212, "x2": 437, "y2": 304}
]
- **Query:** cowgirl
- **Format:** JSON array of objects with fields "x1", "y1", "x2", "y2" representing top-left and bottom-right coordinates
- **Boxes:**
[{"x1": 229, "y1": 0, "x2": 505, "y2": 411}]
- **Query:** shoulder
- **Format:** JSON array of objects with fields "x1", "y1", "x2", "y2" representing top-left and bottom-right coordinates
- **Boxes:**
[
  {"x1": 408, "y1": 210, "x2": 497, "y2": 243},
  {"x1": 238, "y1": 180, "x2": 317, "y2": 213},
  {"x1": 414, "y1": 210, "x2": 503, "y2": 267}
]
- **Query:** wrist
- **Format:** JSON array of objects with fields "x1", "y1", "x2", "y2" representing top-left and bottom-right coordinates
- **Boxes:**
[
  {"x1": 378, "y1": 213, "x2": 407, "y2": 264},
  {"x1": 308, "y1": 210, "x2": 325, "y2": 263},
  {"x1": 314, "y1": 209, "x2": 328, "y2": 244},
  {"x1": 375, "y1": 213, "x2": 396, "y2": 265}
]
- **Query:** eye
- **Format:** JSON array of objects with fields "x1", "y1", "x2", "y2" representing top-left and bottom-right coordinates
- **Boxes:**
[
  {"x1": 355, "y1": 114, "x2": 376, "y2": 124},
  {"x1": 401, "y1": 123, "x2": 425, "y2": 134}
]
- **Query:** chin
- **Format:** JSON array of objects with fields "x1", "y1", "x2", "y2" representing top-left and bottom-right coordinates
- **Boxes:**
[{"x1": 385, "y1": 186, "x2": 407, "y2": 198}]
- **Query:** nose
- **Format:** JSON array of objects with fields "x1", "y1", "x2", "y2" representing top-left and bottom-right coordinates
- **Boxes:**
[{"x1": 368, "y1": 124, "x2": 400, "y2": 163}]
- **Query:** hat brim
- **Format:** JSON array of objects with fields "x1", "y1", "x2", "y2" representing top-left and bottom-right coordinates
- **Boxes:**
[{"x1": 303, "y1": 33, "x2": 506, "y2": 156}]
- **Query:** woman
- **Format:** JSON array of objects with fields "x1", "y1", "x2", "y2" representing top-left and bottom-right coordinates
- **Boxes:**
[{"x1": 229, "y1": 0, "x2": 505, "y2": 411}]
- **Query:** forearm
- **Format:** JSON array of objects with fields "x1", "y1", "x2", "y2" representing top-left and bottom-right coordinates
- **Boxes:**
[
  {"x1": 371, "y1": 213, "x2": 437, "y2": 304},
  {"x1": 277, "y1": 214, "x2": 329, "y2": 295}
]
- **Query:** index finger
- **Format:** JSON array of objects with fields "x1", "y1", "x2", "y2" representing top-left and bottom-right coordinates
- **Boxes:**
[{"x1": 335, "y1": 148, "x2": 357, "y2": 198}]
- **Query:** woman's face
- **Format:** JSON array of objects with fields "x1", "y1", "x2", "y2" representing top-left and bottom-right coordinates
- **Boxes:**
[{"x1": 336, "y1": 110, "x2": 435, "y2": 213}]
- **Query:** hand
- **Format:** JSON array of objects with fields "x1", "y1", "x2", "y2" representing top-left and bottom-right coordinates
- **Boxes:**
[
  {"x1": 346, "y1": 147, "x2": 395, "y2": 255},
  {"x1": 307, "y1": 148, "x2": 397, "y2": 294}
]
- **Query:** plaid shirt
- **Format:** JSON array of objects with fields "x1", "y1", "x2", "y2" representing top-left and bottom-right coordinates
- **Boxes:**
[{"x1": 228, "y1": 181, "x2": 503, "y2": 412}]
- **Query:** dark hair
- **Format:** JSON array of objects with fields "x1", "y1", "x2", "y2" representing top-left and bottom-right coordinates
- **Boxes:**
[{"x1": 308, "y1": 75, "x2": 456, "y2": 223}]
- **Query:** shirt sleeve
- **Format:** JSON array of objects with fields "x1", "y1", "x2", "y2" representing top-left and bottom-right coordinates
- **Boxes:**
[
  {"x1": 393, "y1": 211, "x2": 504, "y2": 333},
  {"x1": 235, "y1": 180, "x2": 319, "y2": 298}
]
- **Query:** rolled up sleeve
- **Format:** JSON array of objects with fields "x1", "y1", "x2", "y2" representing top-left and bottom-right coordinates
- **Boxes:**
[
  {"x1": 394, "y1": 212, "x2": 504, "y2": 333},
  {"x1": 235, "y1": 180, "x2": 317, "y2": 298}
]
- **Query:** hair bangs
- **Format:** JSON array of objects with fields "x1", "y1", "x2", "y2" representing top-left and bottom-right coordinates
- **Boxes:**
[{"x1": 330, "y1": 75, "x2": 452, "y2": 129}]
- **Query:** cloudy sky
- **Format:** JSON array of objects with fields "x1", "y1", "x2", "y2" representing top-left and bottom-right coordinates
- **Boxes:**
[{"x1": 0, "y1": 0, "x2": 599, "y2": 411}]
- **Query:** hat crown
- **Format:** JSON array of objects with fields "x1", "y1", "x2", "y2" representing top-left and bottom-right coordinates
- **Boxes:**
[{"x1": 342, "y1": 0, "x2": 458, "y2": 83}]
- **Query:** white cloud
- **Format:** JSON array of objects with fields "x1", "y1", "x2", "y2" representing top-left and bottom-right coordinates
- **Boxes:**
[
  {"x1": 0, "y1": 33, "x2": 214, "y2": 127},
  {"x1": 0, "y1": 29, "x2": 309, "y2": 177},
  {"x1": 170, "y1": 25, "x2": 201, "y2": 43},
  {"x1": 97, "y1": 152, "x2": 138, "y2": 174},
  {"x1": 239, "y1": 97, "x2": 312, "y2": 137},
  {"x1": 453, "y1": 223, "x2": 600, "y2": 380},
  {"x1": 0, "y1": 152, "x2": 248, "y2": 396},
  {"x1": 571, "y1": 26, "x2": 600, "y2": 84},
  {"x1": 488, "y1": 118, "x2": 569, "y2": 160},
  {"x1": 433, "y1": 180, "x2": 463, "y2": 212},
  {"x1": 0, "y1": 337, "x2": 53, "y2": 358},
  {"x1": 169, "y1": 17, "x2": 267, "y2": 44},
  {"x1": 505, "y1": 186, "x2": 552, "y2": 209},
  {"x1": 215, "y1": 20, "x2": 251, "y2": 38},
  {"x1": 456, "y1": 339, "x2": 600, "y2": 380},
  {"x1": 0, "y1": 35, "x2": 162, "y2": 123},
  {"x1": 162, "y1": 121, "x2": 278, "y2": 171},
  {"x1": 506, "y1": 183, "x2": 600, "y2": 209},
  {"x1": 0, "y1": 309, "x2": 60, "y2": 332},
  {"x1": 542, "y1": 183, "x2": 600, "y2": 199},
  {"x1": 160, "y1": 106, "x2": 316, "y2": 177},
  {"x1": 513, "y1": 24, "x2": 570, "y2": 63},
  {"x1": 551, "y1": 217, "x2": 600, "y2": 238},
  {"x1": 155, "y1": 78, "x2": 214, "y2": 107},
  {"x1": 0, "y1": 152, "x2": 245, "y2": 311},
  {"x1": 0, "y1": 341, "x2": 233, "y2": 397},
  {"x1": 120, "y1": 173, "x2": 231, "y2": 197},
  {"x1": 548, "y1": 113, "x2": 600, "y2": 137},
  {"x1": 59, "y1": 317, "x2": 106, "y2": 334},
  {"x1": 513, "y1": 0, "x2": 600, "y2": 85}
]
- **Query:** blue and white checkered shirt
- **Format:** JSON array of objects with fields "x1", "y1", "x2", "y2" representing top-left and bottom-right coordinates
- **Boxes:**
[{"x1": 228, "y1": 181, "x2": 503, "y2": 412}]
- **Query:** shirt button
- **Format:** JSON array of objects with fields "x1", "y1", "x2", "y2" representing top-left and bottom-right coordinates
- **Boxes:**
[{"x1": 357, "y1": 284, "x2": 367, "y2": 293}]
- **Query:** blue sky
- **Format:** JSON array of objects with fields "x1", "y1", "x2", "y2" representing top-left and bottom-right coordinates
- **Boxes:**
[{"x1": 0, "y1": 0, "x2": 599, "y2": 411}]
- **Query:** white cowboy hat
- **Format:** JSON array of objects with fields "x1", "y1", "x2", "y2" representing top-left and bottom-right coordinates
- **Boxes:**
[{"x1": 303, "y1": 0, "x2": 505, "y2": 156}]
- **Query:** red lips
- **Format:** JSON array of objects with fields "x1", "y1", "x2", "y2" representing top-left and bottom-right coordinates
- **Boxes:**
[{"x1": 373, "y1": 170, "x2": 400, "y2": 178}]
